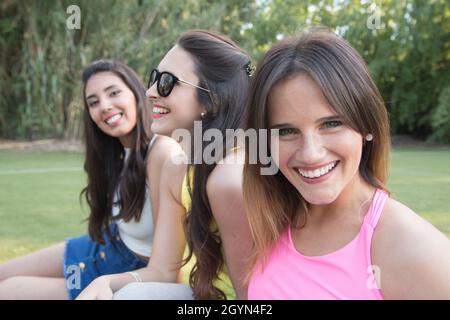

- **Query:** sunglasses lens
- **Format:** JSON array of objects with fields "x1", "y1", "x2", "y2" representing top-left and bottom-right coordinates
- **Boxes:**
[
  {"x1": 159, "y1": 73, "x2": 175, "y2": 97},
  {"x1": 148, "y1": 70, "x2": 158, "y2": 88}
]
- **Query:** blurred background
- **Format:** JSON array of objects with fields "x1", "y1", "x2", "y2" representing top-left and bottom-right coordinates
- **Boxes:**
[{"x1": 0, "y1": 0, "x2": 449, "y2": 263}]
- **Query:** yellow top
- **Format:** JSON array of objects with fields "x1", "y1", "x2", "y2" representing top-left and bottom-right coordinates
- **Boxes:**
[
  {"x1": 181, "y1": 146, "x2": 241, "y2": 212},
  {"x1": 181, "y1": 170, "x2": 192, "y2": 213},
  {"x1": 180, "y1": 167, "x2": 237, "y2": 300}
]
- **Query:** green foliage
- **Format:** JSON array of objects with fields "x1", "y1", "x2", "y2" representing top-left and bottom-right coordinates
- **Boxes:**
[
  {"x1": 430, "y1": 86, "x2": 450, "y2": 143},
  {"x1": 0, "y1": 0, "x2": 257, "y2": 140},
  {"x1": 246, "y1": 0, "x2": 450, "y2": 140},
  {"x1": 0, "y1": 0, "x2": 449, "y2": 142}
]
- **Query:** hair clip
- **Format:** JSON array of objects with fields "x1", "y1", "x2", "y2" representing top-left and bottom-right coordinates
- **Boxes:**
[{"x1": 244, "y1": 61, "x2": 256, "y2": 77}]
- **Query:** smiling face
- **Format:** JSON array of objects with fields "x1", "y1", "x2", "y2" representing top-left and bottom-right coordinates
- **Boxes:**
[
  {"x1": 85, "y1": 71, "x2": 137, "y2": 147},
  {"x1": 268, "y1": 73, "x2": 365, "y2": 205},
  {"x1": 146, "y1": 45, "x2": 206, "y2": 137}
]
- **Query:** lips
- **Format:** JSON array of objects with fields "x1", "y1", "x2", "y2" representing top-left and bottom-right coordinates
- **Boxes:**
[
  {"x1": 298, "y1": 161, "x2": 339, "y2": 179},
  {"x1": 152, "y1": 104, "x2": 171, "y2": 119},
  {"x1": 104, "y1": 112, "x2": 123, "y2": 126},
  {"x1": 295, "y1": 161, "x2": 340, "y2": 184}
]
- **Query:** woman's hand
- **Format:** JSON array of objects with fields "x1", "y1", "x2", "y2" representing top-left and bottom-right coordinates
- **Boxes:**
[{"x1": 76, "y1": 275, "x2": 113, "y2": 300}]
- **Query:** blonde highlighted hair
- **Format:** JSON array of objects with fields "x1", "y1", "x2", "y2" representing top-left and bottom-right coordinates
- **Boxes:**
[{"x1": 243, "y1": 28, "x2": 391, "y2": 280}]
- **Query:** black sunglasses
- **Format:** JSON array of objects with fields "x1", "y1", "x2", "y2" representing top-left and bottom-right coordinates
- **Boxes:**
[{"x1": 147, "y1": 68, "x2": 211, "y2": 97}]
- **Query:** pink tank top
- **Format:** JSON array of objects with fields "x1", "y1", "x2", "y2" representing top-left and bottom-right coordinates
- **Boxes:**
[{"x1": 248, "y1": 189, "x2": 388, "y2": 300}]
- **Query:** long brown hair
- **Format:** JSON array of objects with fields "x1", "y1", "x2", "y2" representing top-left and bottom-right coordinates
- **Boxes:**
[
  {"x1": 243, "y1": 28, "x2": 390, "y2": 276},
  {"x1": 177, "y1": 30, "x2": 251, "y2": 299},
  {"x1": 81, "y1": 60, "x2": 152, "y2": 243}
]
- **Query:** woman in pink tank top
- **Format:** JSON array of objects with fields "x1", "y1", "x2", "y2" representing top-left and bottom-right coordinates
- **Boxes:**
[{"x1": 243, "y1": 28, "x2": 450, "y2": 299}]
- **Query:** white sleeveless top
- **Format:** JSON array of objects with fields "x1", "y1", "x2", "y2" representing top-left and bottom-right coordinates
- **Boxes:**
[{"x1": 111, "y1": 135, "x2": 157, "y2": 257}]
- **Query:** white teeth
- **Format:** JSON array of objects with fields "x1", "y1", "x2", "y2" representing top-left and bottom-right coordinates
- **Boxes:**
[
  {"x1": 298, "y1": 161, "x2": 338, "y2": 179},
  {"x1": 152, "y1": 106, "x2": 170, "y2": 114},
  {"x1": 105, "y1": 113, "x2": 122, "y2": 125}
]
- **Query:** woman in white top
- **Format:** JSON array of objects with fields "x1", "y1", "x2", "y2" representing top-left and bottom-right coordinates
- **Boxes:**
[{"x1": 0, "y1": 60, "x2": 180, "y2": 299}]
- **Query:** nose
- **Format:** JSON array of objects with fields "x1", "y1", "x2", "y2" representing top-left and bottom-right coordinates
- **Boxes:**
[
  {"x1": 99, "y1": 98, "x2": 113, "y2": 112},
  {"x1": 146, "y1": 82, "x2": 159, "y2": 100},
  {"x1": 296, "y1": 132, "x2": 326, "y2": 165}
]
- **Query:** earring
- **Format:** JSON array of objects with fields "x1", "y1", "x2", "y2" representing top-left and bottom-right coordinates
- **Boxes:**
[
  {"x1": 200, "y1": 112, "x2": 206, "y2": 119},
  {"x1": 365, "y1": 134, "x2": 373, "y2": 141}
]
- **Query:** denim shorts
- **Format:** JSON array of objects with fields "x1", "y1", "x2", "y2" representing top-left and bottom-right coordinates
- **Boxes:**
[{"x1": 62, "y1": 223, "x2": 147, "y2": 299}]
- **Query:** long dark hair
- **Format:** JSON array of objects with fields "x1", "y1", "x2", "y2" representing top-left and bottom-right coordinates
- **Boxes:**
[
  {"x1": 178, "y1": 30, "x2": 251, "y2": 299},
  {"x1": 243, "y1": 28, "x2": 390, "y2": 274},
  {"x1": 81, "y1": 60, "x2": 152, "y2": 243}
]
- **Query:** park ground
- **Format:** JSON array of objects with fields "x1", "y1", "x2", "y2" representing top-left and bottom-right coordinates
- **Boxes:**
[{"x1": 1, "y1": 142, "x2": 449, "y2": 263}]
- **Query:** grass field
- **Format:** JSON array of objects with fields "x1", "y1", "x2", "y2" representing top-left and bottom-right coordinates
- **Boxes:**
[{"x1": 0, "y1": 147, "x2": 449, "y2": 265}]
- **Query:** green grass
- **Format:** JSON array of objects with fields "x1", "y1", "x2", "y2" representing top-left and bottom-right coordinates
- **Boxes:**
[
  {"x1": 0, "y1": 151, "x2": 87, "y2": 262},
  {"x1": 387, "y1": 148, "x2": 450, "y2": 237},
  {"x1": 1, "y1": 147, "x2": 449, "y2": 264}
]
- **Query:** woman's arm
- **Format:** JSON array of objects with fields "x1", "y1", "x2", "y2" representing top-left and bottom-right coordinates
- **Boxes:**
[
  {"x1": 373, "y1": 198, "x2": 450, "y2": 299},
  {"x1": 206, "y1": 151, "x2": 252, "y2": 299},
  {"x1": 77, "y1": 139, "x2": 188, "y2": 300}
]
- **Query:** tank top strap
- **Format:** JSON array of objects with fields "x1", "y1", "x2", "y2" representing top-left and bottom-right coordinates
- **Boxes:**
[
  {"x1": 364, "y1": 189, "x2": 389, "y2": 228},
  {"x1": 149, "y1": 134, "x2": 157, "y2": 148},
  {"x1": 140, "y1": 134, "x2": 158, "y2": 190},
  {"x1": 143, "y1": 134, "x2": 157, "y2": 158}
]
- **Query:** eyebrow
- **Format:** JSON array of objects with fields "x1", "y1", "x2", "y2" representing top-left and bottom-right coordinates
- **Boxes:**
[
  {"x1": 316, "y1": 115, "x2": 341, "y2": 123},
  {"x1": 269, "y1": 115, "x2": 341, "y2": 129},
  {"x1": 86, "y1": 85, "x2": 118, "y2": 100}
]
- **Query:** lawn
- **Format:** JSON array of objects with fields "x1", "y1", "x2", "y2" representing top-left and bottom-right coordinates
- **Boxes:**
[
  {"x1": 387, "y1": 148, "x2": 450, "y2": 237},
  {"x1": 1, "y1": 147, "x2": 449, "y2": 265},
  {"x1": 0, "y1": 152, "x2": 87, "y2": 261}
]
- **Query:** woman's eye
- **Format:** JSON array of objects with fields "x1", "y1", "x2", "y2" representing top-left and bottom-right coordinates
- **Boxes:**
[
  {"x1": 110, "y1": 90, "x2": 121, "y2": 97},
  {"x1": 279, "y1": 127, "x2": 297, "y2": 136},
  {"x1": 88, "y1": 101, "x2": 98, "y2": 107},
  {"x1": 322, "y1": 120, "x2": 342, "y2": 129}
]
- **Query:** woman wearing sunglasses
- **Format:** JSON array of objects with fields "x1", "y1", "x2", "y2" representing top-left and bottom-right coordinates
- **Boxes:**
[
  {"x1": 0, "y1": 60, "x2": 181, "y2": 299},
  {"x1": 77, "y1": 30, "x2": 253, "y2": 300}
]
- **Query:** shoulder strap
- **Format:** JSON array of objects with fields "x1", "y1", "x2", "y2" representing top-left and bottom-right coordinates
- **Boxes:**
[
  {"x1": 146, "y1": 134, "x2": 158, "y2": 158},
  {"x1": 365, "y1": 189, "x2": 389, "y2": 228},
  {"x1": 149, "y1": 134, "x2": 158, "y2": 148}
]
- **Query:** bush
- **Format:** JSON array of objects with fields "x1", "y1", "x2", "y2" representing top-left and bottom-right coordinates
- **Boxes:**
[{"x1": 429, "y1": 86, "x2": 450, "y2": 143}]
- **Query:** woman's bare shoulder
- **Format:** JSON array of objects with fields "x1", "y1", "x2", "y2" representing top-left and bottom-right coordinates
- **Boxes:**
[
  {"x1": 148, "y1": 136, "x2": 184, "y2": 168},
  {"x1": 372, "y1": 197, "x2": 450, "y2": 299},
  {"x1": 207, "y1": 149, "x2": 245, "y2": 195}
]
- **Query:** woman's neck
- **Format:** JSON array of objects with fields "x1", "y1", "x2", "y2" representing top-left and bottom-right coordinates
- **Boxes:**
[
  {"x1": 177, "y1": 136, "x2": 191, "y2": 157},
  {"x1": 306, "y1": 175, "x2": 375, "y2": 225},
  {"x1": 119, "y1": 135, "x2": 133, "y2": 148}
]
